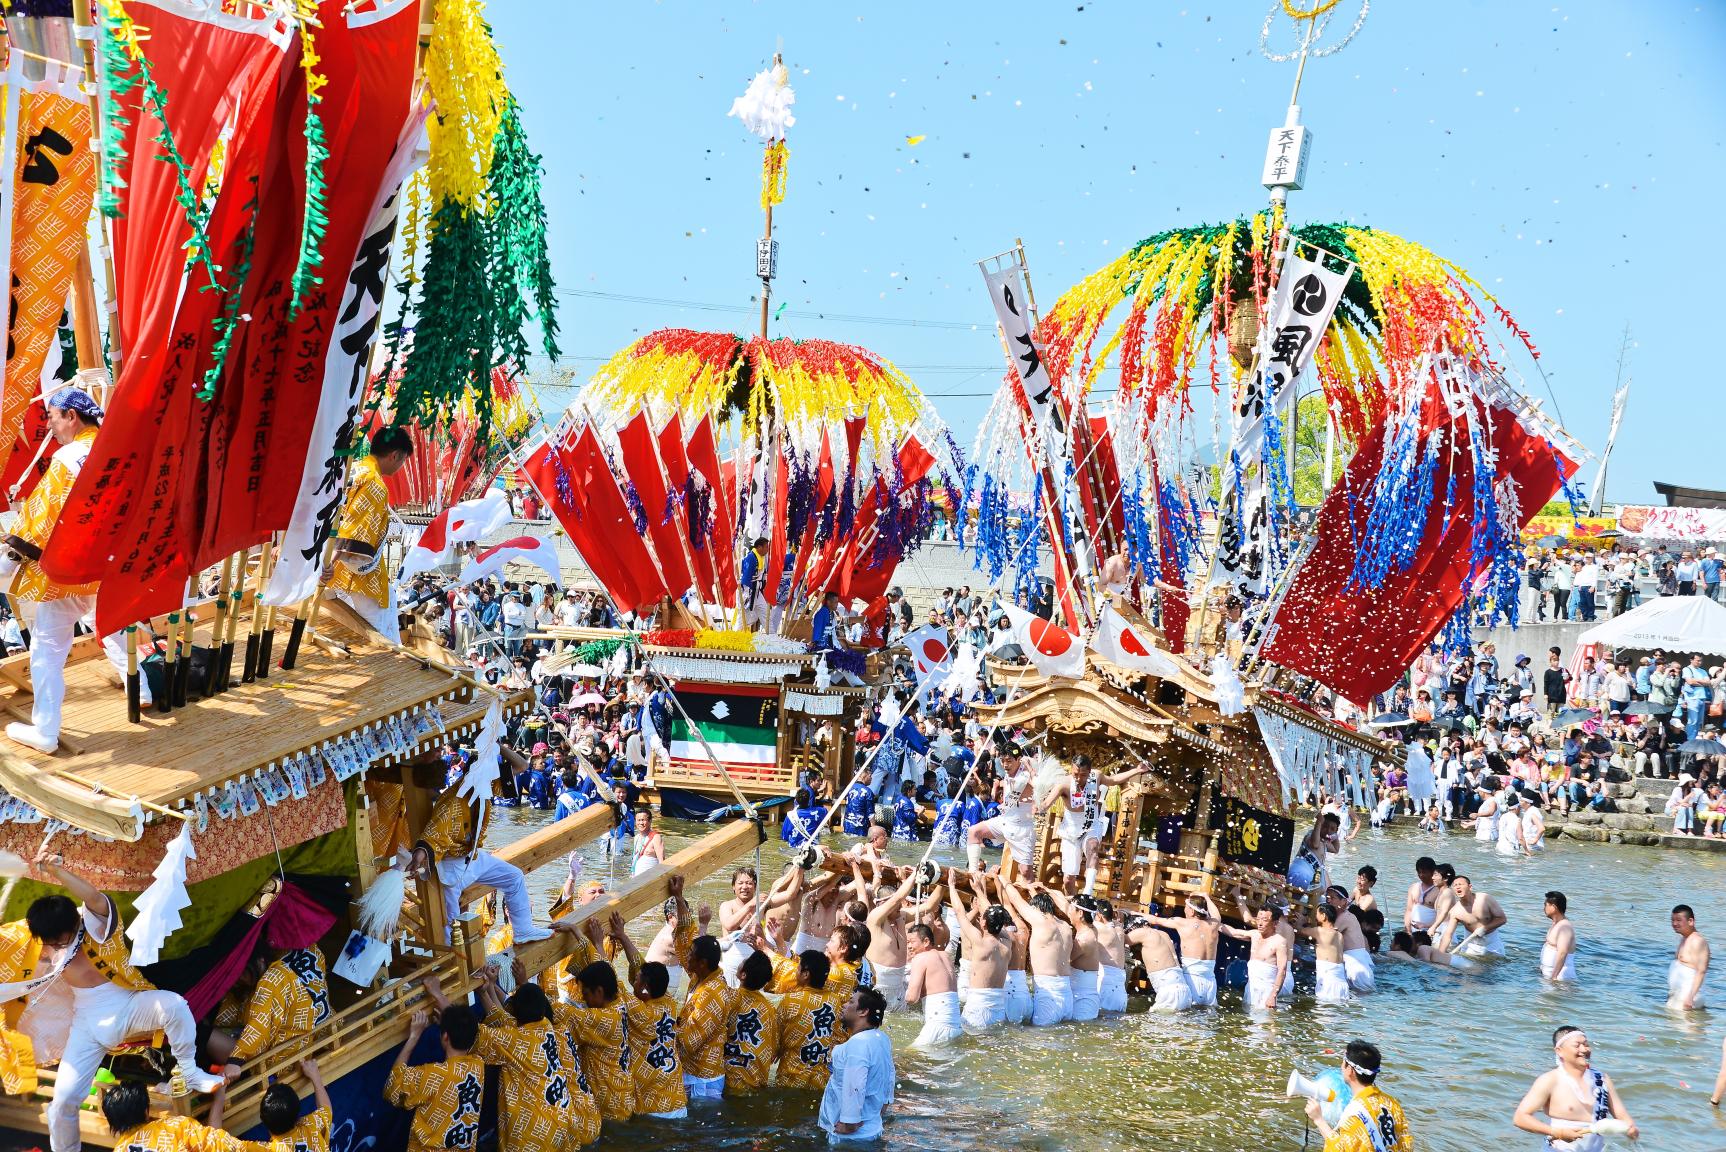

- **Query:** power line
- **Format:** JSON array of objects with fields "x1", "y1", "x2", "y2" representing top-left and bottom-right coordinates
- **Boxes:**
[{"x1": 556, "y1": 287, "x2": 988, "y2": 331}]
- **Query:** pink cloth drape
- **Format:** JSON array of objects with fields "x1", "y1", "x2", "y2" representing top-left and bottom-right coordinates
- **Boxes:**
[{"x1": 185, "y1": 881, "x2": 339, "y2": 1020}]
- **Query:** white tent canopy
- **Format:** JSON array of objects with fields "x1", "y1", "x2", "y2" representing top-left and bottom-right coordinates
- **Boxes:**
[{"x1": 1577, "y1": 595, "x2": 1726, "y2": 657}]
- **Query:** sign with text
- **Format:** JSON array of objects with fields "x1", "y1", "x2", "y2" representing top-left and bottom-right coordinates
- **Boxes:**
[{"x1": 1208, "y1": 792, "x2": 1295, "y2": 875}]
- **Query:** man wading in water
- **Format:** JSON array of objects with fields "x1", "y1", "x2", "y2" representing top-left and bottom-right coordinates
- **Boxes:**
[{"x1": 1513, "y1": 1026, "x2": 1638, "y2": 1150}]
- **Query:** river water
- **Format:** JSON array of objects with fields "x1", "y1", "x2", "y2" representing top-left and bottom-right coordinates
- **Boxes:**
[{"x1": 486, "y1": 805, "x2": 1726, "y2": 1151}]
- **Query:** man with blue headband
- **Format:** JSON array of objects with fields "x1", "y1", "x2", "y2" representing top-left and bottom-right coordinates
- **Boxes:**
[{"x1": 0, "y1": 387, "x2": 145, "y2": 754}]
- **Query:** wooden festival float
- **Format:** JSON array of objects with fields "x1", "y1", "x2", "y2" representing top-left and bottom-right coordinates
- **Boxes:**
[
  {"x1": 955, "y1": 4, "x2": 1587, "y2": 929},
  {"x1": 0, "y1": 0, "x2": 763, "y2": 1145},
  {"x1": 513, "y1": 57, "x2": 958, "y2": 818}
]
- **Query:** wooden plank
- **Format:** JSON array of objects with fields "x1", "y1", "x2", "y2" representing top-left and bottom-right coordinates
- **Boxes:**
[{"x1": 513, "y1": 817, "x2": 762, "y2": 976}]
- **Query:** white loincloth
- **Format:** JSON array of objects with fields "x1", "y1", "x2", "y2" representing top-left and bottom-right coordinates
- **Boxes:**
[
  {"x1": 1316, "y1": 959, "x2": 1352, "y2": 1004},
  {"x1": 1409, "y1": 904, "x2": 1437, "y2": 930},
  {"x1": 1069, "y1": 968, "x2": 1101, "y2": 1021},
  {"x1": 1245, "y1": 959, "x2": 1281, "y2": 1011},
  {"x1": 1540, "y1": 944, "x2": 1577, "y2": 982},
  {"x1": 961, "y1": 985, "x2": 1008, "y2": 1032},
  {"x1": 719, "y1": 932, "x2": 754, "y2": 988},
  {"x1": 682, "y1": 1071, "x2": 725, "y2": 1101},
  {"x1": 956, "y1": 958, "x2": 971, "y2": 1006},
  {"x1": 1342, "y1": 948, "x2": 1376, "y2": 993},
  {"x1": 794, "y1": 931, "x2": 828, "y2": 956},
  {"x1": 873, "y1": 964, "x2": 908, "y2": 1011},
  {"x1": 1148, "y1": 966, "x2": 1194, "y2": 1012},
  {"x1": 912, "y1": 990, "x2": 964, "y2": 1048},
  {"x1": 1031, "y1": 973, "x2": 1072, "y2": 1026},
  {"x1": 1474, "y1": 812, "x2": 1497, "y2": 842},
  {"x1": 1058, "y1": 834, "x2": 1098, "y2": 877},
  {"x1": 1458, "y1": 928, "x2": 1506, "y2": 957},
  {"x1": 1097, "y1": 964, "x2": 1128, "y2": 1013},
  {"x1": 1668, "y1": 960, "x2": 1707, "y2": 1009},
  {"x1": 1005, "y1": 970, "x2": 1032, "y2": 1023},
  {"x1": 1281, "y1": 958, "x2": 1294, "y2": 995},
  {"x1": 1182, "y1": 957, "x2": 1217, "y2": 1007}
]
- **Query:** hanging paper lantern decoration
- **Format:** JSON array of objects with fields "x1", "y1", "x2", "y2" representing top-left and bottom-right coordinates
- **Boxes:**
[{"x1": 728, "y1": 59, "x2": 796, "y2": 209}]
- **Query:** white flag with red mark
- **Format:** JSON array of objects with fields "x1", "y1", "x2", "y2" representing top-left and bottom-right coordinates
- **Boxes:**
[
  {"x1": 399, "y1": 488, "x2": 513, "y2": 582},
  {"x1": 458, "y1": 534, "x2": 562, "y2": 588},
  {"x1": 902, "y1": 624, "x2": 952, "y2": 684},
  {"x1": 1089, "y1": 603, "x2": 1185, "y2": 680},
  {"x1": 1001, "y1": 604, "x2": 1086, "y2": 679}
]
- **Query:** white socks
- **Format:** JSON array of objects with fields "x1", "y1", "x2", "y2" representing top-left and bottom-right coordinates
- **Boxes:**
[
  {"x1": 1083, "y1": 866, "x2": 1097, "y2": 896},
  {"x1": 966, "y1": 841, "x2": 984, "y2": 872}
]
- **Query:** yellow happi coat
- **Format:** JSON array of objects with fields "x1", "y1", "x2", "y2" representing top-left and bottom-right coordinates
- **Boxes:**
[
  {"x1": 552, "y1": 1001, "x2": 633, "y2": 1125},
  {"x1": 474, "y1": 1010, "x2": 586, "y2": 1152},
  {"x1": 110, "y1": 1115, "x2": 247, "y2": 1152},
  {"x1": 326, "y1": 453, "x2": 391, "y2": 606},
  {"x1": 721, "y1": 986, "x2": 778, "y2": 1096},
  {"x1": 239, "y1": 1105, "x2": 330, "y2": 1152},
  {"x1": 676, "y1": 970, "x2": 734, "y2": 1080},
  {"x1": 5, "y1": 426, "x2": 98, "y2": 602},
  {"x1": 231, "y1": 948, "x2": 332, "y2": 1062},
  {"x1": 383, "y1": 1053, "x2": 486, "y2": 1152}
]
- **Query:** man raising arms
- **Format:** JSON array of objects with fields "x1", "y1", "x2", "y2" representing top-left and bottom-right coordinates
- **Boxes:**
[{"x1": 1144, "y1": 895, "x2": 1222, "y2": 1007}]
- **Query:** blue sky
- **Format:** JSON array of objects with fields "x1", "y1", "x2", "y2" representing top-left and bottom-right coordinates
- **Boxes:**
[{"x1": 490, "y1": 1, "x2": 1726, "y2": 504}]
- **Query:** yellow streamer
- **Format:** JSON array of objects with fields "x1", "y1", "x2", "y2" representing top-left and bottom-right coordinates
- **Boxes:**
[
  {"x1": 424, "y1": 0, "x2": 507, "y2": 212},
  {"x1": 760, "y1": 139, "x2": 788, "y2": 211}
]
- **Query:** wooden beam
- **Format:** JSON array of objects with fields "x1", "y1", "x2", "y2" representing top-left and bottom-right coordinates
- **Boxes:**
[
  {"x1": 460, "y1": 806, "x2": 616, "y2": 905},
  {"x1": 513, "y1": 817, "x2": 762, "y2": 976}
]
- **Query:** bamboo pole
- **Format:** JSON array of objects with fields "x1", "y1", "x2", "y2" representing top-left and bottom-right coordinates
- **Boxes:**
[
  {"x1": 156, "y1": 610, "x2": 177, "y2": 714},
  {"x1": 172, "y1": 601, "x2": 194, "y2": 707},
  {"x1": 124, "y1": 626, "x2": 140, "y2": 724},
  {"x1": 203, "y1": 557, "x2": 235, "y2": 698},
  {"x1": 216, "y1": 550, "x2": 246, "y2": 691},
  {"x1": 72, "y1": 0, "x2": 122, "y2": 376},
  {"x1": 244, "y1": 535, "x2": 279, "y2": 682}
]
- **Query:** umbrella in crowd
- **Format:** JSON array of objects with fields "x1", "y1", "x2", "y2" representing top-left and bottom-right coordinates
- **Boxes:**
[
  {"x1": 1369, "y1": 712, "x2": 1414, "y2": 728},
  {"x1": 1676, "y1": 738, "x2": 1726, "y2": 756},
  {"x1": 1623, "y1": 701, "x2": 1673, "y2": 716},
  {"x1": 1553, "y1": 707, "x2": 1595, "y2": 727}
]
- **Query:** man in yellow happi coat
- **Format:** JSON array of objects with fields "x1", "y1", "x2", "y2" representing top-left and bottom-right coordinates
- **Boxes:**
[
  {"x1": 227, "y1": 945, "x2": 331, "y2": 1065},
  {"x1": 4, "y1": 853, "x2": 224, "y2": 1152},
  {"x1": 100, "y1": 1080, "x2": 245, "y2": 1152},
  {"x1": 322, "y1": 426, "x2": 413, "y2": 643},
  {"x1": 384, "y1": 1007, "x2": 485, "y2": 1152},
  {"x1": 1, "y1": 387, "x2": 148, "y2": 754},
  {"x1": 405, "y1": 779, "x2": 552, "y2": 945}
]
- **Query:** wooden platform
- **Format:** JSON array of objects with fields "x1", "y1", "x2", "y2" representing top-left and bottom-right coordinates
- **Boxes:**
[{"x1": 0, "y1": 602, "x2": 515, "y2": 839}]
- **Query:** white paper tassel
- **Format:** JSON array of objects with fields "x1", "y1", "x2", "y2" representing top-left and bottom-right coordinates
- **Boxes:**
[
  {"x1": 357, "y1": 866, "x2": 408, "y2": 941},
  {"x1": 1211, "y1": 655, "x2": 1245, "y2": 717},
  {"x1": 0, "y1": 850, "x2": 27, "y2": 879},
  {"x1": 728, "y1": 63, "x2": 796, "y2": 140},
  {"x1": 458, "y1": 699, "x2": 505, "y2": 804},
  {"x1": 127, "y1": 823, "x2": 196, "y2": 967}
]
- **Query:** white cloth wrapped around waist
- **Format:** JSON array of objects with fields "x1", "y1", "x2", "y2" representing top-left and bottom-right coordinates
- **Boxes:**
[
  {"x1": 1004, "y1": 969, "x2": 1032, "y2": 1023},
  {"x1": 719, "y1": 932, "x2": 755, "y2": 987},
  {"x1": 1315, "y1": 959, "x2": 1352, "y2": 1004},
  {"x1": 872, "y1": 964, "x2": 908, "y2": 1010},
  {"x1": 1475, "y1": 813, "x2": 1498, "y2": 841},
  {"x1": 1540, "y1": 944, "x2": 1577, "y2": 982},
  {"x1": 794, "y1": 931, "x2": 829, "y2": 956},
  {"x1": 912, "y1": 990, "x2": 964, "y2": 1048},
  {"x1": 1245, "y1": 959, "x2": 1281, "y2": 1008},
  {"x1": 1147, "y1": 966, "x2": 1193, "y2": 1012},
  {"x1": 1342, "y1": 948, "x2": 1375, "y2": 993},
  {"x1": 1669, "y1": 959, "x2": 1706, "y2": 1008},
  {"x1": 1030, "y1": 973, "x2": 1072, "y2": 1025},
  {"x1": 1458, "y1": 927, "x2": 1505, "y2": 957},
  {"x1": 1409, "y1": 904, "x2": 1437, "y2": 929},
  {"x1": 1097, "y1": 964, "x2": 1128, "y2": 1013},
  {"x1": 1546, "y1": 1133, "x2": 1606, "y2": 1152},
  {"x1": 1181, "y1": 957, "x2": 1217, "y2": 1005},
  {"x1": 960, "y1": 984, "x2": 1008, "y2": 1031},
  {"x1": 1069, "y1": 967, "x2": 1101, "y2": 1021}
]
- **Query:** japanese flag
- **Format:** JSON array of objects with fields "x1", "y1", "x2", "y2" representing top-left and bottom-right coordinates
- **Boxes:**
[
  {"x1": 1090, "y1": 603, "x2": 1185, "y2": 680},
  {"x1": 1001, "y1": 604, "x2": 1086, "y2": 679},
  {"x1": 400, "y1": 488, "x2": 513, "y2": 582},
  {"x1": 902, "y1": 624, "x2": 952, "y2": 684},
  {"x1": 458, "y1": 535, "x2": 562, "y2": 588}
]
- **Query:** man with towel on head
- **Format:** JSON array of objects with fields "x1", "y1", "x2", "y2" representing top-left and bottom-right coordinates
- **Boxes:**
[
  {"x1": 1142, "y1": 894, "x2": 1222, "y2": 1007},
  {"x1": 322, "y1": 425, "x2": 414, "y2": 643},
  {"x1": 1, "y1": 387, "x2": 150, "y2": 754}
]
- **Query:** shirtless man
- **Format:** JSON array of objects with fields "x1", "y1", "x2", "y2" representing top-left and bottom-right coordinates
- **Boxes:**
[
  {"x1": 1144, "y1": 895, "x2": 1221, "y2": 1006},
  {"x1": 1436, "y1": 875, "x2": 1508, "y2": 958},
  {"x1": 644, "y1": 884, "x2": 710, "y2": 1000},
  {"x1": 999, "y1": 881, "x2": 1075, "y2": 1025},
  {"x1": 1037, "y1": 755, "x2": 1150, "y2": 896},
  {"x1": 16, "y1": 853, "x2": 227, "y2": 1152},
  {"x1": 1220, "y1": 906, "x2": 1290, "y2": 1013},
  {"x1": 859, "y1": 864, "x2": 918, "y2": 1011},
  {"x1": 1092, "y1": 901, "x2": 1130, "y2": 1013},
  {"x1": 718, "y1": 866, "x2": 798, "y2": 986},
  {"x1": 1324, "y1": 886, "x2": 1375, "y2": 993},
  {"x1": 966, "y1": 748, "x2": 1035, "y2": 878},
  {"x1": 796, "y1": 874, "x2": 845, "y2": 957},
  {"x1": 1513, "y1": 1026, "x2": 1638, "y2": 1150},
  {"x1": 950, "y1": 870, "x2": 1010, "y2": 1031},
  {"x1": 1387, "y1": 930, "x2": 1477, "y2": 972},
  {"x1": 1053, "y1": 892, "x2": 1103, "y2": 1022},
  {"x1": 1352, "y1": 866, "x2": 1379, "y2": 917},
  {"x1": 1126, "y1": 917, "x2": 1193, "y2": 1011},
  {"x1": 1428, "y1": 863, "x2": 1459, "y2": 937},
  {"x1": 1541, "y1": 891, "x2": 1577, "y2": 983},
  {"x1": 844, "y1": 824, "x2": 893, "y2": 866},
  {"x1": 1402, "y1": 856, "x2": 1442, "y2": 935},
  {"x1": 1288, "y1": 812, "x2": 1340, "y2": 892},
  {"x1": 991, "y1": 875, "x2": 1033, "y2": 1024},
  {"x1": 1670, "y1": 903, "x2": 1709, "y2": 1011},
  {"x1": 904, "y1": 922, "x2": 962, "y2": 1048},
  {"x1": 1300, "y1": 905, "x2": 1351, "y2": 1004}
]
